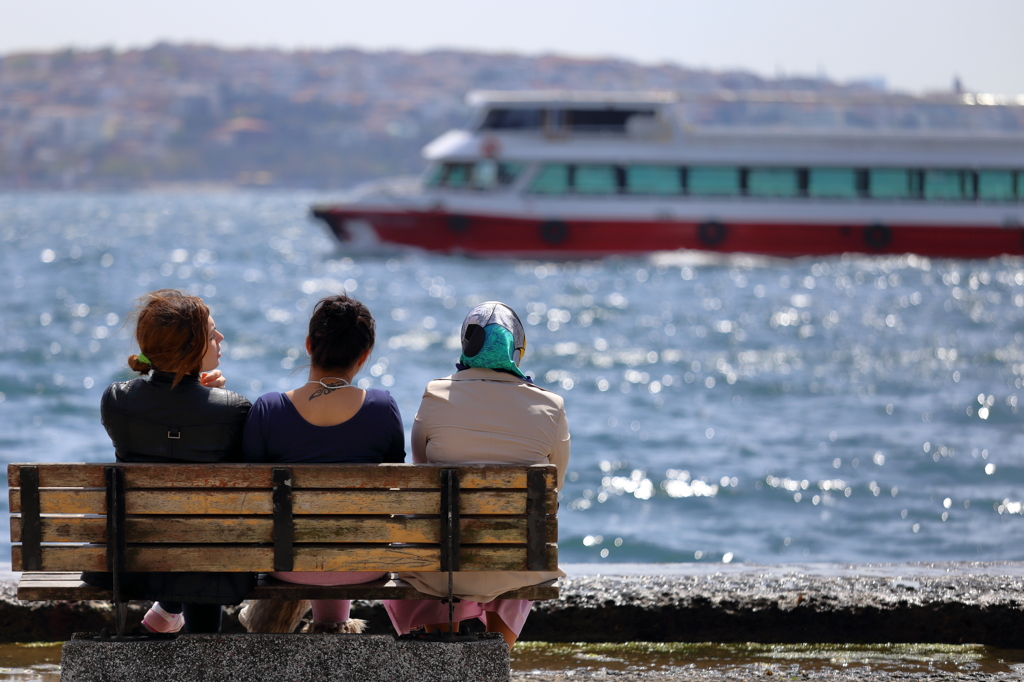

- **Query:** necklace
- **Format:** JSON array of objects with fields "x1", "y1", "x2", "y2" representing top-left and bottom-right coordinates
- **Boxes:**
[
  {"x1": 306, "y1": 377, "x2": 351, "y2": 389},
  {"x1": 305, "y1": 376, "x2": 353, "y2": 401}
]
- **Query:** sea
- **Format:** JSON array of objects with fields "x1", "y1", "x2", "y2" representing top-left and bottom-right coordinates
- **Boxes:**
[{"x1": 2, "y1": 191, "x2": 1024, "y2": 567}]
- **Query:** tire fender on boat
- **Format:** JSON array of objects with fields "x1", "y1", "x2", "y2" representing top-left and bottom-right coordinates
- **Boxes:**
[
  {"x1": 697, "y1": 220, "x2": 728, "y2": 247},
  {"x1": 539, "y1": 220, "x2": 569, "y2": 245},
  {"x1": 447, "y1": 215, "x2": 471, "y2": 234},
  {"x1": 863, "y1": 223, "x2": 891, "y2": 250}
]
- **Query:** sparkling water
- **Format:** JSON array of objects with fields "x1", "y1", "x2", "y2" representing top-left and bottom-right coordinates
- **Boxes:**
[{"x1": 2, "y1": 192, "x2": 1024, "y2": 566}]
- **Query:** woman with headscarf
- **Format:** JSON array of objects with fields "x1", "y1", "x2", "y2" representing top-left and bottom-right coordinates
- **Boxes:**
[{"x1": 383, "y1": 301, "x2": 569, "y2": 646}]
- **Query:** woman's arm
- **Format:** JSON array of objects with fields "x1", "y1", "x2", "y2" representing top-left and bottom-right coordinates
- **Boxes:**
[
  {"x1": 240, "y1": 397, "x2": 271, "y2": 463},
  {"x1": 100, "y1": 383, "x2": 130, "y2": 462},
  {"x1": 383, "y1": 393, "x2": 407, "y2": 463},
  {"x1": 549, "y1": 407, "x2": 571, "y2": 490},
  {"x1": 409, "y1": 394, "x2": 431, "y2": 464},
  {"x1": 224, "y1": 394, "x2": 253, "y2": 462},
  {"x1": 410, "y1": 418, "x2": 428, "y2": 463}
]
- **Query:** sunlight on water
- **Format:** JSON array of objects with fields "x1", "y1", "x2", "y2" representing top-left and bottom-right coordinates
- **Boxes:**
[
  {"x1": 2, "y1": 192, "x2": 1024, "y2": 566},
  {"x1": 512, "y1": 642, "x2": 1024, "y2": 675}
]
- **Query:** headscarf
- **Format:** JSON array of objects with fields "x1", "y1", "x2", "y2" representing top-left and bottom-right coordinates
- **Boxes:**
[{"x1": 458, "y1": 301, "x2": 527, "y2": 379}]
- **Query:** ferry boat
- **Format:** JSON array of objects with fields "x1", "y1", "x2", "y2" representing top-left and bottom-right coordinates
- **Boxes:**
[{"x1": 312, "y1": 91, "x2": 1024, "y2": 257}]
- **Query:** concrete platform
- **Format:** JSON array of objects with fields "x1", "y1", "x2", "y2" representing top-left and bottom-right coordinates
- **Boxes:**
[
  {"x1": 4, "y1": 563, "x2": 1024, "y2": 647},
  {"x1": 60, "y1": 633, "x2": 509, "y2": 682}
]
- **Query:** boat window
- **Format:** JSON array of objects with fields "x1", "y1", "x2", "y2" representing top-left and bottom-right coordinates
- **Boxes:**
[
  {"x1": 566, "y1": 109, "x2": 655, "y2": 133},
  {"x1": 626, "y1": 165, "x2": 682, "y2": 194},
  {"x1": 432, "y1": 161, "x2": 524, "y2": 190},
  {"x1": 424, "y1": 164, "x2": 444, "y2": 188},
  {"x1": 978, "y1": 171, "x2": 1017, "y2": 201},
  {"x1": 443, "y1": 163, "x2": 474, "y2": 189},
  {"x1": 498, "y1": 163, "x2": 524, "y2": 185},
  {"x1": 688, "y1": 167, "x2": 741, "y2": 196},
  {"x1": 808, "y1": 168, "x2": 858, "y2": 198},
  {"x1": 480, "y1": 109, "x2": 545, "y2": 130},
  {"x1": 869, "y1": 169, "x2": 915, "y2": 199},
  {"x1": 529, "y1": 164, "x2": 571, "y2": 193},
  {"x1": 924, "y1": 170, "x2": 971, "y2": 200},
  {"x1": 748, "y1": 168, "x2": 800, "y2": 197},
  {"x1": 575, "y1": 165, "x2": 618, "y2": 194}
]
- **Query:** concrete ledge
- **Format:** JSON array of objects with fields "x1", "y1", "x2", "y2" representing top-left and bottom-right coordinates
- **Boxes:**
[
  {"x1": 60, "y1": 633, "x2": 509, "y2": 682},
  {"x1": 6, "y1": 563, "x2": 1024, "y2": 646},
  {"x1": 522, "y1": 563, "x2": 1024, "y2": 647}
]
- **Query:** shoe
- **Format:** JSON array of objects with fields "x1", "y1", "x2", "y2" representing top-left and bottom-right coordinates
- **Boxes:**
[
  {"x1": 301, "y1": 619, "x2": 367, "y2": 634},
  {"x1": 142, "y1": 603, "x2": 184, "y2": 634}
]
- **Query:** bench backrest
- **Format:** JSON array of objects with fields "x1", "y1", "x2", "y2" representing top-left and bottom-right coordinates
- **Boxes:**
[{"x1": 9, "y1": 463, "x2": 558, "y2": 575}]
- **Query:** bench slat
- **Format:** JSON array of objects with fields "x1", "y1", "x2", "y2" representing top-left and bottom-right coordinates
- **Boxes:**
[
  {"x1": 10, "y1": 489, "x2": 557, "y2": 516},
  {"x1": 8, "y1": 463, "x2": 557, "y2": 491},
  {"x1": 13, "y1": 543, "x2": 560, "y2": 573},
  {"x1": 16, "y1": 572, "x2": 559, "y2": 602},
  {"x1": 11, "y1": 515, "x2": 558, "y2": 545}
]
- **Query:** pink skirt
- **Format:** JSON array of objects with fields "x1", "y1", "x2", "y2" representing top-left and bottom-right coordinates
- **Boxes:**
[
  {"x1": 271, "y1": 572, "x2": 387, "y2": 623},
  {"x1": 383, "y1": 598, "x2": 533, "y2": 637},
  {"x1": 270, "y1": 571, "x2": 385, "y2": 586}
]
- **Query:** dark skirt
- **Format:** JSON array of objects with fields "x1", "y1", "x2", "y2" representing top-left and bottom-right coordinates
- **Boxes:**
[{"x1": 81, "y1": 571, "x2": 255, "y2": 605}]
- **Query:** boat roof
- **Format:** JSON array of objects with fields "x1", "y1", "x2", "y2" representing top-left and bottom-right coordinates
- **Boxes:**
[{"x1": 466, "y1": 90, "x2": 675, "y2": 108}]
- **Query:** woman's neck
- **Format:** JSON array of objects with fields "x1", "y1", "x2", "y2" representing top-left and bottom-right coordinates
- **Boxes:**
[{"x1": 308, "y1": 366, "x2": 357, "y2": 386}]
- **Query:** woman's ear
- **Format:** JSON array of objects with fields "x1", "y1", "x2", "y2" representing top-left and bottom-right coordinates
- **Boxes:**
[
  {"x1": 357, "y1": 348, "x2": 372, "y2": 369},
  {"x1": 305, "y1": 336, "x2": 312, "y2": 355}
]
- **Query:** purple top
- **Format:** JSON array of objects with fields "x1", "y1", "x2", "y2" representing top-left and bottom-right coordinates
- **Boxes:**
[{"x1": 241, "y1": 389, "x2": 405, "y2": 464}]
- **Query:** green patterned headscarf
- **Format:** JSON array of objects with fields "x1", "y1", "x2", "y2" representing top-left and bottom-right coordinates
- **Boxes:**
[
  {"x1": 459, "y1": 324, "x2": 526, "y2": 378},
  {"x1": 458, "y1": 301, "x2": 527, "y2": 379}
]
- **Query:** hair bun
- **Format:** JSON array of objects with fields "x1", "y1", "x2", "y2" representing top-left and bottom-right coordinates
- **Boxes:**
[
  {"x1": 127, "y1": 354, "x2": 150, "y2": 373},
  {"x1": 308, "y1": 294, "x2": 375, "y2": 371}
]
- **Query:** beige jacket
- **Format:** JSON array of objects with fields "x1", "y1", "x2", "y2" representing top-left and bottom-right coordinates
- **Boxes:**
[{"x1": 399, "y1": 368, "x2": 569, "y2": 602}]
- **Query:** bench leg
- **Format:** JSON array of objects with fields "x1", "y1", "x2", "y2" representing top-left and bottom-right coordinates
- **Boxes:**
[{"x1": 105, "y1": 467, "x2": 128, "y2": 637}]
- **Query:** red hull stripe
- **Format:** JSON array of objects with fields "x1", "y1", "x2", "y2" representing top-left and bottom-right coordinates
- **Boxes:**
[{"x1": 317, "y1": 210, "x2": 1024, "y2": 258}]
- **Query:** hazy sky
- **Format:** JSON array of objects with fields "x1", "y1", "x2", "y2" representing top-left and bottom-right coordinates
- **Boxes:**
[{"x1": 4, "y1": 0, "x2": 1022, "y2": 95}]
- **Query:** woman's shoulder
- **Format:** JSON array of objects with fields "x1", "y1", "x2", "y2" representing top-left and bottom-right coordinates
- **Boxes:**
[
  {"x1": 101, "y1": 376, "x2": 146, "y2": 408},
  {"x1": 207, "y1": 386, "x2": 252, "y2": 410},
  {"x1": 363, "y1": 388, "x2": 399, "y2": 409},
  {"x1": 431, "y1": 370, "x2": 565, "y2": 407},
  {"x1": 249, "y1": 391, "x2": 288, "y2": 413}
]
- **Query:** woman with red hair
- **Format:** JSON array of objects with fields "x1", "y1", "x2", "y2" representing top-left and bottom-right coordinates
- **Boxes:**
[{"x1": 84, "y1": 289, "x2": 254, "y2": 633}]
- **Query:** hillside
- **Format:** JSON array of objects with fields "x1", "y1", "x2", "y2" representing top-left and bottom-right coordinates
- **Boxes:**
[{"x1": 1, "y1": 44, "x2": 1019, "y2": 190}]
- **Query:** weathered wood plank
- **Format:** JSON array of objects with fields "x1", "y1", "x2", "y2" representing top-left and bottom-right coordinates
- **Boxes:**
[
  {"x1": 12, "y1": 543, "x2": 558, "y2": 572},
  {"x1": 10, "y1": 489, "x2": 557, "y2": 515},
  {"x1": 462, "y1": 544, "x2": 561, "y2": 572},
  {"x1": 15, "y1": 572, "x2": 559, "y2": 602},
  {"x1": 13, "y1": 545, "x2": 436, "y2": 572},
  {"x1": 8, "y1": 463, "x2": 557, "y2": 491},
  {"x1": 12, "y1": 514, "x2": 558, "y2": 545},
  {"x1": 10, "y1": 489, "x2": 106, "y2": 515},
  {"x1": 11, "y1": 515, "x2": 558, "y2": 545}
]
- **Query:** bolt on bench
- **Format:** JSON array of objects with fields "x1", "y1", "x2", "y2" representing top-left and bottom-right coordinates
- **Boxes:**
[{"x1": 9, "y1": 462, "x2": 559, "y2": 637}]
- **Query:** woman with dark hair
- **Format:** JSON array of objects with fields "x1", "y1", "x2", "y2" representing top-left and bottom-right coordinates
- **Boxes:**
[
  {"x1": 384, "y1": 301, "x2": 569, "y2": 647},
  {"x1": 88, "y1": 289, "x2": 254, "y2": 634},
  {"x1": 240, "y1": 293, "x2": 405, "y2": 634}
]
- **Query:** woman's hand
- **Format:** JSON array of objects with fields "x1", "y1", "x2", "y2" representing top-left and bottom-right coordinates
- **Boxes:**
[{"x1": 200, "y1": 370, "x2": 227, "y2": 389}]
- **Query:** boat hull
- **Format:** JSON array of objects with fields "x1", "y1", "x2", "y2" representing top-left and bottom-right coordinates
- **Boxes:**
[{"x1": 312, "y1": 208, "x2": 1024, "y2": 258}]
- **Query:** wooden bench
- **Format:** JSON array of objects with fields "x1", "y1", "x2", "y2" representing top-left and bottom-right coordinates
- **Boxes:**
[{"x1": 8, "y1": 462, "x2": 559, "y2": 635}]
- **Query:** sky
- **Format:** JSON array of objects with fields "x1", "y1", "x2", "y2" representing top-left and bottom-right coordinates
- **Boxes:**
[{"x1": 3, "y1": 0, "x2": 1023, "y2": 96}]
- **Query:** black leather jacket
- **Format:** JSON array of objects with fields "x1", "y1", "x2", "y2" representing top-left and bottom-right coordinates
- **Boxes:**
[
  {"x1": 101, "y1": 372, "x2": 251, "y2": 463},
  {"x1": 88, "y1": 371, "x2": 255, "y2": 604}
]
